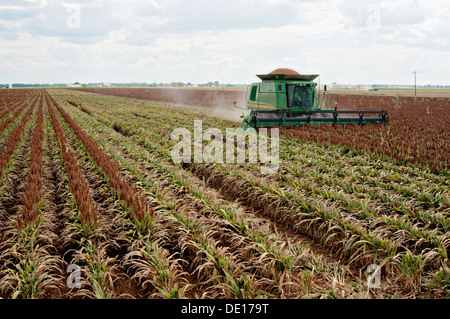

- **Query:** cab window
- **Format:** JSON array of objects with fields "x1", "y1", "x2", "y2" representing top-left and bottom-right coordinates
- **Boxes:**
[{"x1": 249, "y1": 85, "x2": 258, "y2": 101}]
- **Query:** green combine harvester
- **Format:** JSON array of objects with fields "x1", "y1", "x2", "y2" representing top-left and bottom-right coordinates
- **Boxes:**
[{"x1": 236, "y1": 68, "x2": 389, "y2": 130}]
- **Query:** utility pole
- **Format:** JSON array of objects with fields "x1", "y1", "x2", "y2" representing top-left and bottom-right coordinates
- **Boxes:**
[{"x1": 413, "y1": 71, "x2": 417, "y2": 96}]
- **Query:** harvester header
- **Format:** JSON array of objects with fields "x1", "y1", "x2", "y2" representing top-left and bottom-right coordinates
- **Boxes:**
[{"x1": 237, "y1": 68, "x2": 389, "y2": 130}]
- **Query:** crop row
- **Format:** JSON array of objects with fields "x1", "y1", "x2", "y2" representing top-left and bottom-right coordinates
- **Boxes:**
[
  {"x1": 46, "y1": 93, "x2": 153, "y2": 224},
  {"x1": 0, "y1": 90, "x2": 59, "y2": 299},
  {"x1": 0, "y1": 95, "x2": 38, "y2": 181},
  {"x1": 17, "y1": 94, "x2": 45, "y2": 228},
  {"x1": 46, "y1": 93, "x2": 99, "y2": 228}
]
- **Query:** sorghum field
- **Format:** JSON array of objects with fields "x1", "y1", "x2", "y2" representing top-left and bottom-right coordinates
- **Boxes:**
[{"x1": 0, "y1": 88, "x2": 448, "y2": 299}]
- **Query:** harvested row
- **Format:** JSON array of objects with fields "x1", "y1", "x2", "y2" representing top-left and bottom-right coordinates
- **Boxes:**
[
  {"x1": 190, "y1": 161, "x2": 448, "y2": 291},
  {"x1": 164, "y1": 124, "x2": 448, "y2": 293},
  {"x1": 108, "y1": 98, "x2": 449, "y2": 221},
  {"x1": 93, "y1": 95, "x2": 446, "y2": 209},
  {"x1": 120, "y1": 118, "x2": 404, "y2": 268},
  {"x1": 210, "y1": 146, "x2": 449, "y2": 256},
  {"x1": 64, "y1": 121, "x2": 253, "y2": 297},
  {"x1": 40, "y1": 112, "x2": 77, "y2": 298},
  {"x1": 55, "y1": 94, "x2": 388, "y2": 299},
  {"x1": 56, "y1": 91, "x2": 449, "y2": 297}
]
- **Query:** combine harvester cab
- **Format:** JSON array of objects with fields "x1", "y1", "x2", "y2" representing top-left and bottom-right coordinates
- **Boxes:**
[{"x1": 238, "y1": 68, "x2": 389, "y2": 130}]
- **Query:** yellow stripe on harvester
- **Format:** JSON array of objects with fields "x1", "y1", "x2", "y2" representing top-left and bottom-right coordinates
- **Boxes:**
[{"x1": 247, "y1": 103, "x2": 276, "y2": 109}]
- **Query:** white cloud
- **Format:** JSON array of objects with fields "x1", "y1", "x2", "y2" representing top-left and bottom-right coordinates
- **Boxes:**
[{"x1": 0, "y1": 0, "x2": 449, "y2": 85}]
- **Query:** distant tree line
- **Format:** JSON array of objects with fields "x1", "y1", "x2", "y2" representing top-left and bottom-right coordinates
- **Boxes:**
[
  {"x1": 1, "y1": 82, "x2": 248, "y2": 88},
  {"x1": 372, "y1": 84, "x2": 450, "y2": 89},
  {"x1": 113, "y1": 81, "x2": 241, "y2": 88},
  {"x1": 1, "y1": 83, "x2": 68, "y2": 88},
  {"x1": 3, "y1": 82, "x2": 447, "y2": 89}
]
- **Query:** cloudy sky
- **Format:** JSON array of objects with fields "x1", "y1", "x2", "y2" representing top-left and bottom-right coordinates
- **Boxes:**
[{"x1": 0, "y1": 0, "x2": 449, "y2": 85}]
